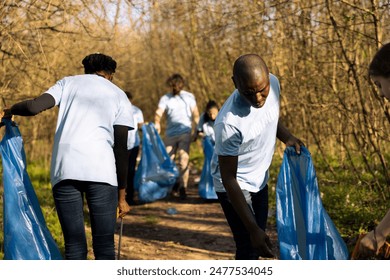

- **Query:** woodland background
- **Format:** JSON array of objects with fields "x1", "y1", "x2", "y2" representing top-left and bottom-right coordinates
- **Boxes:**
[{"x1": 0, "y1": 0, "x2": 389, "y2": 257}]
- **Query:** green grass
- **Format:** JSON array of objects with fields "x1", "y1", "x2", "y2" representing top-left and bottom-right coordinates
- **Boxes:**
[
  {"x1": 190, "y1": 141, "x2": 204, "y2": 171},
  {"x1": 144, "y1": 215, "x2": 160, "y2": 225}
]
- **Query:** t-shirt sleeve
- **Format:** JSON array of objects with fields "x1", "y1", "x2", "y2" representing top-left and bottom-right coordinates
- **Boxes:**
[
  {"x1": 115, "y1": 95, "x2": 135, "y2": 130},
  {"x1": 270, "y1": 73, "x2": 281, "y2": 99},
  {"x1": 157, "y1": 95, "x2": 167, "y2": 111},
  {"x1": 136, "y1": 109, "x2": 144, "y2": 124},
  {"x1": 190, "y1": 95, "x2": 196, "y2": 110},
  {"x1": 214, "y1": 122, "x2": 241, "y2": 156},
  {"x1": 45, "y1": 78, "x2": 66, "y2": 106}
]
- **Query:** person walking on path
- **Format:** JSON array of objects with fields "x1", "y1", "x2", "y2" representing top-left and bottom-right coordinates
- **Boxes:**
[
  {"x1": 2, "y1": 53, "x2": 134, "y2": 260},
  {"x1": 154, "y1": 73, "x2": 200, "y2": 200},
  {"x1": 211, "y1": 54, "x2": 303, "y2": 259}
]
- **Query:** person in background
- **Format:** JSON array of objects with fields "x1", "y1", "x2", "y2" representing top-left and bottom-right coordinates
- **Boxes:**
[
  {"x1": 195, "y1": 100, "x2": 219, "y2": 144},
  {"x1": 195, "y1": 100, "x2": 220, "y2": 200},
  {"x1": 358, "y1": 42, "x2": 390, "y2": 258},
  {"x1": 211, "y1": 54, "x2": 303, "y2": 259},
  {"x1": 1, "y1": 53, "x2": 133, "y2": 260},
  {"x1": 154, "y1": 73, "x2": 200, "y2": 200},
  {"x1": 124, "y1": 91, "x2": 144, "y2": 205}
]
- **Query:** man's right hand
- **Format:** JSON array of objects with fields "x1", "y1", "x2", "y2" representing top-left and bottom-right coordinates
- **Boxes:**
[
  {"x1": 117, "y1": 188, "x2": 131, "y2": 218},
  {"x1": 250, "y1": 227, "x2": 275, "y2": 258}
]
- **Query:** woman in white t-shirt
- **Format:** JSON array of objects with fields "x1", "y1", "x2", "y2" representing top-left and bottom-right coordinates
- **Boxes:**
[
  {"x1": 2, "y1": 53, "x2": 134, "y2": 260},
  {"x1": 196, "y1": 100, "x2": 219, "y2": 199},
  {"x1": 196, "y1": 100, "x2": 219, "y2": 144}
]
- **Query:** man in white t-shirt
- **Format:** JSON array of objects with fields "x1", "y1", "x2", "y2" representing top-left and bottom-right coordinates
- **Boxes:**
[
  {"x1": 154, "y1": 73, "x2": 200, "y2": 199},
  {"x1": 211, "y1": 54, "x2": 304, "y2": 259},
  {"x1": 2, "y1": 53, "x2": 134, "y2": 260}
]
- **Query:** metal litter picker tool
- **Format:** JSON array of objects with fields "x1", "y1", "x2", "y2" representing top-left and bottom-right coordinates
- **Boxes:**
[{"x1": 117, "y1": 216, "x2": 123, "y2": 260}]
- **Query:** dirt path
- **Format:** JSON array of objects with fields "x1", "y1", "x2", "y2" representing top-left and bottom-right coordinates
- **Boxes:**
[{"x1": 113, "y1": 175, "x2": 279, "y2": 260}]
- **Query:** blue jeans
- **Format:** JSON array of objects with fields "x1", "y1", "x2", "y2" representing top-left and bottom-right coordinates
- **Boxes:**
[
  {"x1": 217, "y1": 185, "x2": 269, "y2": 260},
  {"x1": 52, "y1": 180, "x2": 118, "y2": 260}
]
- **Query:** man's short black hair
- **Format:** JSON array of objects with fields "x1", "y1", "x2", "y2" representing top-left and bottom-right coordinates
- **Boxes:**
[
  {"x1": 82, "y1": 53, "x2": 117, "y2": 74},
  {"x1": 233, "y1": 54, "x2": 268, "y2": 80}
]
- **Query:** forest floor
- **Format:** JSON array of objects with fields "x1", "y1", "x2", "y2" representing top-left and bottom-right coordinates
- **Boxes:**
[{"x1": 112, "y1": 171, "x2": 280, "y2": 260}]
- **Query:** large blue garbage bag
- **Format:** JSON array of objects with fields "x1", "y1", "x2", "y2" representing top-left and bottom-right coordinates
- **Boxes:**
[
  {"x1": 134, "y1": 123, "x2": 179, "y2": 203},
  {"x1": 198, "y1": 136, "x2": 217, "y2": 199},
  {"x1": 0, "y1": 119, "x2": 62, "y2": 260},
  {"x1": 276, "y1": 146, "x2": 349, "y2": 260}
]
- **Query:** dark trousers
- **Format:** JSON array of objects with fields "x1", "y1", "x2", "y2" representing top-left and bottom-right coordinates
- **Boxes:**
[
  {"x1": 52, "y1": 180, "x2": 118, "y2": 260},
  {"x1": 217, "y1": 185, "x2": 269, "y2": 260},
  {"x1": 126, "y1": 146, "x2": 140, "y2": 203}
]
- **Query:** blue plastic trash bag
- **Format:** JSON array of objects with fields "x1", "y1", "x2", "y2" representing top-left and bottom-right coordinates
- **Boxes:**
[
  {"x1": 198, "y1": 136, "x2": 217, "y2": 199},
  {"x1": 276, "y1": 146, "x2": 349, "y2": 260},
  {"x1": 0, "y1": 119, "x2": 62, "y2": 260},
  {"x1": 134, "y1": 123, "x2": 179, "y2": 203}
]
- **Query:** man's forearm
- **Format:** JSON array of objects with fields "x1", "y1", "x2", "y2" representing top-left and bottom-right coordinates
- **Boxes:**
[
  {"x1": 224, "y1": 178, "x2": 259, "y2": 233},
  {"x1": 154, "y1": 113, "x2": 161, "y2": 125},
  {"x1": 154, "y1": 108, "x2": 164, "y2": 133},
  {"x1": 113, "y1": 125, "x2": 129, "y2": 189},
  {"x1": 276, "y1": 121, "x2": 292, "y2": 144},
  {"x1": 11, "y1": 93, "x2": 55, "y2": 116}
]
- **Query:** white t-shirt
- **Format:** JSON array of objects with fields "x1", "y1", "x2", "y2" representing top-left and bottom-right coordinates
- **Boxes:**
[
  {"x1": 211, "y1": 74, "x2": 280, "y2": 193},
  {"x1": 46, "y1": 74, "x2": 134, "y2": 187},
  {"x1": 157, "y1": 90, "x2": 197, "y2": 137},
  {"x1": 197, "y1": 113, "x2": 215, "y2": 143},
  {"x1": 127, "y1": 105, "x2": 144, "y2": 149}
]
